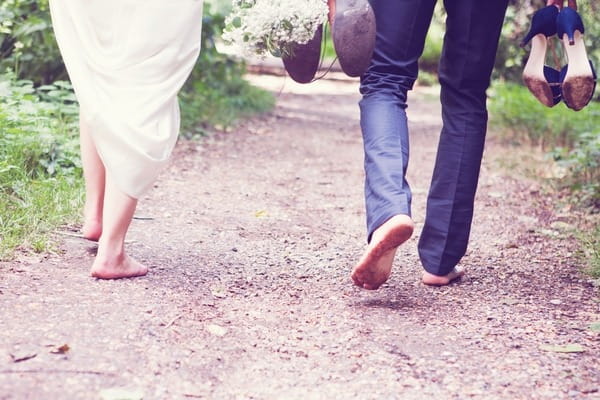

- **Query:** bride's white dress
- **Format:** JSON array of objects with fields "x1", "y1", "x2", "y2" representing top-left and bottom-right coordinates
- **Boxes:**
[{"x1": 49, "y1": 0, "x2": 203, "y2": 198}]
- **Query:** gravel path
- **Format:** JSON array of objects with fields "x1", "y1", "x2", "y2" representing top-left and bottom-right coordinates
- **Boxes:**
[{"x1": 1, "y1": 74, "x2": 599, "y2": 400}]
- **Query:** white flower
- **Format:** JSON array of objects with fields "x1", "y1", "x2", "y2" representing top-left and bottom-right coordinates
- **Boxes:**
[{"x1": 223, "y1": 0, "x2": 328, "y2": 58}]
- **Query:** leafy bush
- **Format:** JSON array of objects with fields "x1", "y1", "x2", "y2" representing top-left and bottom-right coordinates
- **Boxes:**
[
  {"x1": 0, "y1": 0, "x2": 66, "y2": 84},
  {"x1": 420, "y1": 4, "x2": 445, "y2": 74},
  {"x1": 180, "y1": 5, "x2": 274, "y2": 135},
  {"x1": 550, "y1": 132, "x2": 600, "y2": 207}
]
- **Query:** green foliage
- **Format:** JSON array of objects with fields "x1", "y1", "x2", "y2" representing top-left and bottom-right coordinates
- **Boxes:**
[
  {"x1": 180, "y1": 5, "x2": 274, "y2": 136},
  {"x1": 579, "y1": 225, "x2": 600, "y2": 279},
  {"x1": 0, "y1": 74, "x2": 82, "y2": 258},
  {"x1": 420, "y1": 1, "x2": 600, "y2": 84},
  {"x1": 549, "y1": 132, "x2": 600, "y2": 207},
  {"x1": 420, "y1": 4, "x2": 445, "y2": 73},
  {"x1": 489, "y1": 82, "x2": 600, "y2": 206},
  {"x1": 0, "y1": 2, "x2": 273, "y2": 259},
  {"x1": 416, "y1": 70, "x2": 438, "y2": 87},
  {"x1": 489, "y1": 81, "x2": 600, "y2": 280},
  {"x1": 0, "y1": 0, "x2": 66, "y2": 84},
  {"x1": 496, "y1": 0, "x2": 600, "y2": 84},
  {"x1": 489, "y1": 82, "x2": 599, "y2": 147}
]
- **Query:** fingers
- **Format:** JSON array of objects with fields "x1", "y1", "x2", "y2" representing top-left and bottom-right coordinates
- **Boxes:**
[
  {"x1": 546, "y1": 0, "x2": 563, "y2": 9},
  {"x1": 548, "y1": 0, "x2": 578, "y2": 10},
  {"x1": 328, "y1": 0, "x2": 335, "y2": 21}
]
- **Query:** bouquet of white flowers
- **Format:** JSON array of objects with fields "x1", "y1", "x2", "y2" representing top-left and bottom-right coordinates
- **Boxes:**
[{"x1": 222, "y1": 0, "x2": 329, "y2": 59}]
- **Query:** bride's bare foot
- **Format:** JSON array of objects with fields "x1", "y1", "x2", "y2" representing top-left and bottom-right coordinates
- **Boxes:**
[
  {"x1": 82, "y1": 218, "x2": 102, "y2": 242},
  {"x1": 82, "y1": 199, "x2": 103, "y2": 241},
  {"x1": 91, "y1": 253, "x2": 148, "y2": 280},
  {"x1": 351, "y1": 215, "x2": 414, "y2": 290},
  {"x1": 422, "y1": 267, "x2": 464, "y2": 286}
]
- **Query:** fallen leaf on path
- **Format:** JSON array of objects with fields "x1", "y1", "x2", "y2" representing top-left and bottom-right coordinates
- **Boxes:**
[
  {"x1": 550, "y1": 221, "x2": 572, "y2": 231},
  {"x1": 501, "y1": 297, "x2": 519, "y2": 305},
  {"x1": 540, "y1": 344, "x2": 585, "y2": 353},
  {"x1": 50, "y1": 344, "x2": 70, "y2": 354},
  {"x1": 206, "y1": 324, "x2": 228, "y2": 337},
  {"x1": 99, "y1": 388, "x2": 144, "y2": 400},
  {"x1": 210, "y1": 286, "x2": 227, "y2": 299},
  {"x1": 254, "y1": 210, "x2": 268, "y2": 218}
]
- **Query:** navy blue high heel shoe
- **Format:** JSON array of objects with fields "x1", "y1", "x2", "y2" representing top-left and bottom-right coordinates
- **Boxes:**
[
  {"x1": 557, "y1": 6, "x2": 596, "y2": 110},
  {"x1": 560, "y1": 60, "x2": 597, "y2": 110},
  {"x1": 520, "y1": 5, "x2": 559, "y2": 47},
  {"x1": 521, "y1": 6, "x2": 561, "y2": 107}
]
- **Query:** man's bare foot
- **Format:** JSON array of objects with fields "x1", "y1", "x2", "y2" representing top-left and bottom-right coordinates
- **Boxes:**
[
  {"x1": 351, "y1": 215, "x2": 414, "y2": 290},
  {"x1": 422, "y1": 267, "x2": 464, "y2": 286},
  {"x1": 82, "y1": 219, "x2": 102, "y2": 242},
  {"x1": 90, "y1": 253, "x2": 148, "y2": 280}
]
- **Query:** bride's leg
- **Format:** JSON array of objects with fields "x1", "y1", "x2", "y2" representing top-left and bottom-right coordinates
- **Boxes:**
[
  {"x1": 80, "y1": 115, "x2": 104, "y2": 241},
  {"x1": 91, "y1": 175, "x2": 148, "y2": 279}
]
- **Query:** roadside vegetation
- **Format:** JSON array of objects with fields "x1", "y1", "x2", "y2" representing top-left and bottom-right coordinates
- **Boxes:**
[{"x1": 492, "y1": 0, "x2": 600, "y2": 279}]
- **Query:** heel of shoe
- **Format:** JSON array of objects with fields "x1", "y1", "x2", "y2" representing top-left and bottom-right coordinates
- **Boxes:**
[
  {"x1": 523, "y1": 65, "x2": 562, "y2": 107},
  {"x1": 561, "y1": 60, "x2": 596, "y2": 111},
  {"x1": 556, "y1": 6, "x2": 585, "y2": 45},
  {"x1": 520, "y1": 5, "x2": 559, "y2": 47}
]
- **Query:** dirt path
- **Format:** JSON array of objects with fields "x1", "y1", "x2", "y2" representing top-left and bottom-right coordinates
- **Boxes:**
[{"x1": 1, "y1": 75, "x2": 599, "y2": 400}]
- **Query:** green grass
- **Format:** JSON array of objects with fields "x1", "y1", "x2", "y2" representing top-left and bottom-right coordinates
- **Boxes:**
[
  {"x1": 0, "y1": 178, "x2": 83, "y2": 257},
  {"x1": 489, "y1": 82, "x2": 599, "y2": 204},
  {"x1": 180, "y1": 74, "x2": 274, "y2": 137},
  {"x1": 488, "y1": 81, "x2": 600, "y2": 280},
  {"x1": 489, "y1": 82, "x2": 600, "y2": 148},
  {"x1": 0, "y1": 65, "x2": 274, "y2": 259},
  {"x1": 0, "y1": 76, "x2": 83, "y2": 259}
]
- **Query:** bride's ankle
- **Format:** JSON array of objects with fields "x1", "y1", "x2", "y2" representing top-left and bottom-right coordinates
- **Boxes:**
[{"x1": 82, "y1": 218, "x2": 102, "y2": 241}]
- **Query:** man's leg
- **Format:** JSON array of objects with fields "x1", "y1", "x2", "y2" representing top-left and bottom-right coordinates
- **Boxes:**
[
  {"x1": 352, "y1": 0, "x2": 436, "y2": 290},
  {"x1": 418, "y1": 0, "x2": 509, "y2": 285}
]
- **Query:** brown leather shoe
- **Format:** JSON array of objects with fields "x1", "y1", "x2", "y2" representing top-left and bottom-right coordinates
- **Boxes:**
[
  {"x1": 282, "y1": 25, "x2": 323, "y2": 84},
  {"x1": 330, "y1": 0, "x2": 376, "y2": 77}
]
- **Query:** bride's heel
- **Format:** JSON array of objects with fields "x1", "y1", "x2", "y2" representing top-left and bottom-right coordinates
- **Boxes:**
[
  {"x1": 557, "y1": 6, "x2": 596, "y2": 110},
  {"x1": 521, "y1": 6, "x2": 561, "y2": 107}
]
